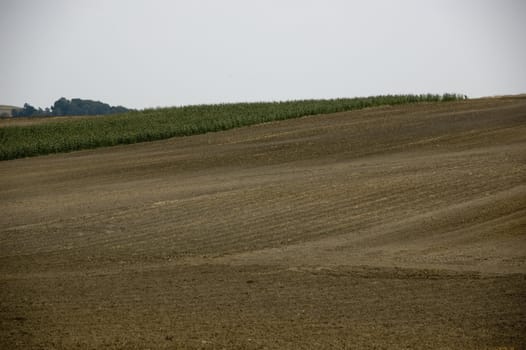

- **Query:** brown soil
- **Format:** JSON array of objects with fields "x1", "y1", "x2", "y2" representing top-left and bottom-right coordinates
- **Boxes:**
[
  {"x1": 0, "y1": 114, "x2": 93, "y2": 127},
  {"x1": 1, "y1": 97, "x2": 525, "y2": 349}
]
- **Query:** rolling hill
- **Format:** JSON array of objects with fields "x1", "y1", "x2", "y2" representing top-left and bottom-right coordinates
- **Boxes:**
[
  {"x1": 0, "y1": 104, "x2": 20, "y2": 117},
  {"x1": 1, "y1": 96, "x2": 525, "y2": 349}
]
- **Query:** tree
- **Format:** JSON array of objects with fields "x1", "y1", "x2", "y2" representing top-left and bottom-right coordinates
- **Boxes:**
[
  {"x1": 51, "y1": 97, "x2": 69, "y2": 116},
  {"x1": 12, "y1": 97, "x2": 133, "y2": 117},
  {"x1": 12, "y1": 103, "x2": 41, "y2": 117}
]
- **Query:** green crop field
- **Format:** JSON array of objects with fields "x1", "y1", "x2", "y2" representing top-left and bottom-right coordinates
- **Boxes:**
[{"x1": 0, "y1": 94, "x2": 465, "y2": 160}]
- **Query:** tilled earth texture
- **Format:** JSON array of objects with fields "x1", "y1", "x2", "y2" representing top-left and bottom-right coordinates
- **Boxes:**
[{"x1": 1, "y1": 97, "x2": 526, "y2": 349}]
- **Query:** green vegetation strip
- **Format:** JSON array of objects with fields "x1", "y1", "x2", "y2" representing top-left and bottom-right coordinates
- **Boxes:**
[{"x1": 0, "y1": 94, "x2": 464, "y2": 160}]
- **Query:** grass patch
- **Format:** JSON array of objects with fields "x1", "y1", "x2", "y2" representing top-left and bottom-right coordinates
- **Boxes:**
[{"x1": 0, "y1": 94, "x2": 465, "y2": 160}]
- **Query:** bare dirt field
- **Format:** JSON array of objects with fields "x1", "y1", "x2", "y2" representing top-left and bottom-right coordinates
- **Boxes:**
[
  {"x1": 0, "y1": 114, "x2": 95, "y2": 127},
  {"x1": 1, "y1": 97, "x2": 525, "y2": 349}
]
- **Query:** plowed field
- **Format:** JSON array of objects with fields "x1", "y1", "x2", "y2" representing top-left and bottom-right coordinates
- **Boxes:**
[{"x1": 1, "y1": 97, "x2": 525, "y2": 349}]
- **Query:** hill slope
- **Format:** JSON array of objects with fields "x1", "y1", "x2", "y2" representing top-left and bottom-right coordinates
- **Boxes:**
[
  {"x1": 0, "y1": 94, "x2": 464, "y2": 160},
  {"x1": 0, "y1": 105, "x2": 20, "y2": 117},
  {"x1": 1, "y1": 97, "x2": 525, "y2": 349}
]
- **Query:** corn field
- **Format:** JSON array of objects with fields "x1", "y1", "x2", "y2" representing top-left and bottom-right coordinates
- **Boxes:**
[{"x1": 0, "y1": 94, "x2": 466, "y2": 160}]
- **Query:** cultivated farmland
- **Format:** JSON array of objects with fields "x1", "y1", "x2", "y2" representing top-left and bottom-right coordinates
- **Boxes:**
[
  {"x1": 1, "y1": 96, "x2": 525, "y2": 349},
  {"x1": 0, "y1": 94, "x2": 464, "y2": 160}
]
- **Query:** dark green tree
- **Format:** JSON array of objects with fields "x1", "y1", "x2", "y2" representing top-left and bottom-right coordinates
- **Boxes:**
[
  {"x1": 51, "y1": 97, "x2": 69, "y2": 116},
  {"x1": 12, "y1": 103, "x2": 40, "y2": 117},
  {"x1": 12, "y1": 98, "x2": 132, "y2": 117}
]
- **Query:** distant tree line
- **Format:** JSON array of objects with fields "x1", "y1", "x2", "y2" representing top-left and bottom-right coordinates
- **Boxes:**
[{"x1": 11, "y1": 98, "x2": 132, "y2": 117}]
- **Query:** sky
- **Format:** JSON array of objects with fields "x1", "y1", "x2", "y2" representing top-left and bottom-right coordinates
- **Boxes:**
[{"x1": 1, "y1": 0, "x2": 525, "y2": 109}]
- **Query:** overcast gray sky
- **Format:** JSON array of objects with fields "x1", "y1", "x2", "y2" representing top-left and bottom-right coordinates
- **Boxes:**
[{"x1": 1, "y1": 0, "x2": 525, "y2": 109}]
